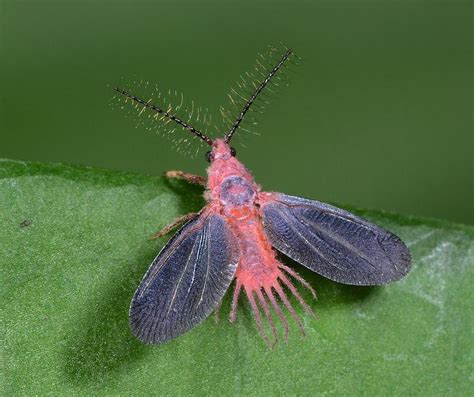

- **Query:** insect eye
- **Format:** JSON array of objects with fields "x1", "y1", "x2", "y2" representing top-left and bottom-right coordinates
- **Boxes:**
[
  {"x1": 230, "y1": 147, "x2": 237, "y2": 157},
  {"x1": 205, "y1": 151, "x2": 213, "y2": 162}
]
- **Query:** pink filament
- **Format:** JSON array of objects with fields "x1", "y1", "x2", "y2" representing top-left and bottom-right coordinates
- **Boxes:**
[
  {"x1": 230, "y1": 280, "x2": 242, "y2": 323},
  {"x1": 273, "y1": 281, "x2": 306, "y2": 336},
  {"x1": 232, "y1": 264, "x2": 318, "y2": 345},
  {"x1": 244, "y1": 286, "x2": 271, "y2": 346},
  {"x1": 279, "y1": 263, "x2": 317, "y2": 299},
  {"x1": 255, "y1": 288, "x2": 278, "y2": 346},
  {"x1": 264, "y1": 285, "x2": 289, "y2": 343},
  {"x1": 278, "y1": 273, "x2": 314, "y2": 316}
]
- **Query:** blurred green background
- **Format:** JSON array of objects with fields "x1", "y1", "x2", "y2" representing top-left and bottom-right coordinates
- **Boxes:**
[{"x1": 1, "y1": 0, "x2": 472, "y2": 224}]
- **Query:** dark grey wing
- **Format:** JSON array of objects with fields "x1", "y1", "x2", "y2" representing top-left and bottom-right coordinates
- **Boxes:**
[
  {"x1": 260, "y1": 193, "x2": 411, "y2": 285},
  {"x1": 129, "y1": 213, "x2": 239, "y2": 344}
]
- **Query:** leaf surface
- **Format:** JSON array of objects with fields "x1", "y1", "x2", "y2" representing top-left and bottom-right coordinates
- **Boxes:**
[{"x1": 2, "y1": 159, "x2": 472, "y2": 396}]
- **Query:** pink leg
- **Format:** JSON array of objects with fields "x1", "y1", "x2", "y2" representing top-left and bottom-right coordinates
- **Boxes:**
[
  {"x1": 149, "y1": 212, "x2": 197, "y2": 239},
  {"x1": 229, "y1": 280, "x2": 242, "y2": 323},
  {"x1": 264, "y1": 286, "x2": 289, "y2": 343},
  {"x1": 279, "y1": 264, "x2": 317, "y2": 299},
  {"x1": 245, "y1": 286, "x2": 271, "y2": 347},
  {"x1": 255, "y1": 288, "x2": 278, "y2": 346},
  {"x1": 165, "y1": 170, "x2": 206, "y2": 186},
  {"x1": 213, "y1": 300, "x2": 222, "y2": 324},
  {"x1": 278, "y1": 273, "x2": 314, "y2": 316},
  {"x1": 273, "y1": 283, "x2": 306, "y2": 336}
]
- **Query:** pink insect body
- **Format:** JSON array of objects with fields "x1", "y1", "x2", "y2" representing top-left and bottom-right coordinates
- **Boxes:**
[
  {"x1": 206, "y1": 139, "x2": 315, "y2": 343},
  {"x1": 116, "y1": 47, "x2": 411, "y2": 346}
]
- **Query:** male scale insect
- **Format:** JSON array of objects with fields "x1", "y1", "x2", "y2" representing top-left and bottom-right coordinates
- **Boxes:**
[{"x1": 114, "y1": 47, "x2": 412, "y2": 346}]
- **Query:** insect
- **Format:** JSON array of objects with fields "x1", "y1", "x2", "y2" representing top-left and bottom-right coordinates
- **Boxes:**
[{"x1": 114, "y1": 47, "x2": 412, "y2": 346}]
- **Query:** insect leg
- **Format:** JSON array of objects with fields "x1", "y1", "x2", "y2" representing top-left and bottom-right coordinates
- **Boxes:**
[
  {"x1": 255, "y1": 288, "x2": 278, "y2": 346},
  {"x1": 149, "y1": 212, "x2": 198, "y2": 239},
  {"x1": 244, "y1": 286, "x2": 271, "y2": 347},
  {"x1": 278, "y1": 273, "x2": 314, "y2": 316},
  {"x1": 165, "y1": 170, "x2": 207, "y2": 186},
  {"x1": 264, "y1": 286, "x2": 289, "y2": 343},
  {"x1": 229, "y1": 280, "x2": 242, "y2": 323},
  {"x1": 273, "y1": 283, "x2": 306, "y2": 336},
  {"x1": 279, "y1": 264, "x2": 317, "y2": 299},
  {"x1": 213, "y1": 300, "x2": 222, "y2": 324}
]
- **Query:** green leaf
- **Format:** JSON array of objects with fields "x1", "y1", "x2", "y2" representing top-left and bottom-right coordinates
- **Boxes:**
[{"x1": 2, "y1": 159, "x2": 473, "y2": 396}]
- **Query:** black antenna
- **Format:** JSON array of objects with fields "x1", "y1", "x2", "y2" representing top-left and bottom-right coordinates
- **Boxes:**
[
  {"x1": 114, "y1": 87, "x2": 213, "y2": 146},
  {"x1": 224, "y1": 48, "x2": 293, "y2": 143}
]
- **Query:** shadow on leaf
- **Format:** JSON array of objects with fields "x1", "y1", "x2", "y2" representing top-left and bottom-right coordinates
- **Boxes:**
[
  {"x1": 62, "y1": 177, "x2": 205, "y2": 385},
  {"x1": 61, "y1": 242, "x2": 156, "y2": 384}
]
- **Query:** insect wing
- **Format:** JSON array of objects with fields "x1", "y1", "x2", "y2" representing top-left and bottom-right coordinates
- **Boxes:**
[
  {"x1": 260, "y1": 193, "x2": 411, "y2": 285},
  {"x1": 129, "y1": 213, "x2": 239, "y2": 344}
]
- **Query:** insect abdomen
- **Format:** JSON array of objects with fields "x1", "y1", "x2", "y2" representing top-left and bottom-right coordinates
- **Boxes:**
[{"x1": 229, "y1": 216, "x2": 316, "y2": 345}]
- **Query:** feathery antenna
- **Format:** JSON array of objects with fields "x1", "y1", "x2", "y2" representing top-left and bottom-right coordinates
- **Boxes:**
[
  {"x1": 224, "y1": 48, "x2": 293, "y2": 143},
  {"x1": 113, "y1": 87, "x2": 213, "y2": 146}
]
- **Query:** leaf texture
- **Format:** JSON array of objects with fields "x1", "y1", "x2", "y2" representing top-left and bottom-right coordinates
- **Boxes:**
[{"x1": 1, "y1": 159, "x2": 472, "y2": 396}]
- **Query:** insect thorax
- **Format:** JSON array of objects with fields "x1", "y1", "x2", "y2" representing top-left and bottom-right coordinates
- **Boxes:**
[{"x1": 219, "y1": 176, "x2": 256, "y2": 207}]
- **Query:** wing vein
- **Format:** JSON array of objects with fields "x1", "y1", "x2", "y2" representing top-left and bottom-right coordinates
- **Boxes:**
[
  {"x1": 187, "y1": 226, "x2": 206, "y2": 295},
  {"x1": 167, "y1": 225, "x2": 203, "y2": 314},
  {"x1": 276, "y1": 208, "x2": 340, "y2": 269},
  {"x1": 138, "y1": 223, "x2": 204, "y2": 298},
  {"x1": 198, "y1": 219, "x2": 212, "y2": 305},
  {"x1": 277, "y1": 200, "x2": 377, "y2": 234},
  {"x1": 297, "y1": 215, "x2": 378, "y2": 271}
]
